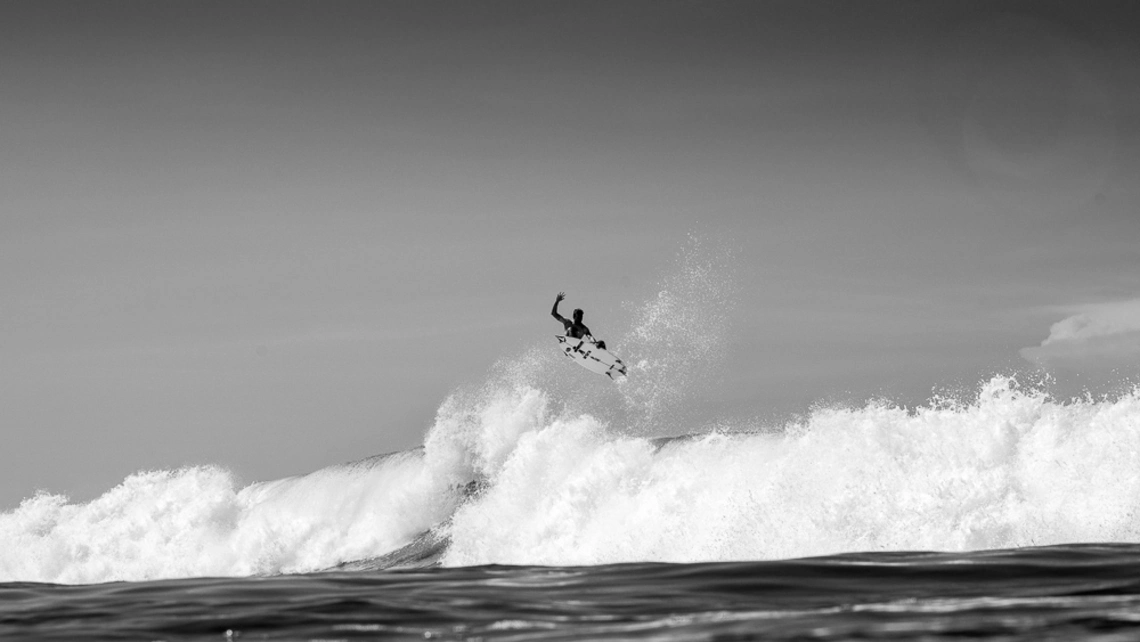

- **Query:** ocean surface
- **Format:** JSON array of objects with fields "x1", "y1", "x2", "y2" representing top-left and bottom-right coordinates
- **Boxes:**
[
  {"x1": 5, "y1": 248, "x2": 1140, "y2": 639},
  {"x1": 7, "y1": 544, "x2": 1140, "y2": 640}
]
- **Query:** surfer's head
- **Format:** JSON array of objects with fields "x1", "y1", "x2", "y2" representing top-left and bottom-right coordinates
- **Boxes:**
[{"x1": 573, "y1": 309, "x2": 584, "y2": 323}]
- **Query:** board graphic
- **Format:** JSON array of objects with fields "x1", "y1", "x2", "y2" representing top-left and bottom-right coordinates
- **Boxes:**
[{"x1": 556, "y1": 335, "x2": 628, "y2": 380}]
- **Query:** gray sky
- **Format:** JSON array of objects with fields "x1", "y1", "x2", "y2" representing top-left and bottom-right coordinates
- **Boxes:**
[{"x1": 2, "y1": 0, "x2": 1139, "y2": 509}]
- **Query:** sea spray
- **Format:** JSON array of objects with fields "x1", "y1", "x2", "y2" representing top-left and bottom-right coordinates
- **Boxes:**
[
  {"x1": 482, "y1": 233, "x2": 738, "y2": 437},
  {"x1": 617, "y1": 233, "x2": 737, "y2": 431}
]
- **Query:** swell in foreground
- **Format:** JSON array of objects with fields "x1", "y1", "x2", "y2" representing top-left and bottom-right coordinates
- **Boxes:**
[{"x1": 7, "y1": 545, "x2": 1140, "y2": 641}]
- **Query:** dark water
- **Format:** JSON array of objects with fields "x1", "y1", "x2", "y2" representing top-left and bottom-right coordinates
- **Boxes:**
[{"x1": 5, "y1": 544, "x2": 1140, "y2": 641}]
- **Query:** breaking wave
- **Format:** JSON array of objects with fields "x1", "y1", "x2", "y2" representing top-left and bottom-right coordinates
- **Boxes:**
[{"x1": 4, "y1": 238, "x2": 1140, "y2": 584}]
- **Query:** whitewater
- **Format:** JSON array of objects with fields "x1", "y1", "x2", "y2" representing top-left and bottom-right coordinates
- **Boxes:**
[{"x1": 4, "y1": 243, "x2": 1140, "y2": 586}]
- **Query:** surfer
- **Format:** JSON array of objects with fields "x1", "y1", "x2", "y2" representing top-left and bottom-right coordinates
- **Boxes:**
[{"x1": 552, "y1": 292, "x2": 606, "y2": 349}]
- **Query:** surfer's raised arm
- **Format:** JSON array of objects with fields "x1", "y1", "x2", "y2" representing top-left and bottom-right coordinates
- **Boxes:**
[{"x1": 551, "y1": 292, "x2": 568, "y2": 324}]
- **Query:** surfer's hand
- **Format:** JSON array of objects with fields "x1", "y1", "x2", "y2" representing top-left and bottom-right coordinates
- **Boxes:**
[{"x1": 556, "y1": 292, "x2": 565, "y2": 302}]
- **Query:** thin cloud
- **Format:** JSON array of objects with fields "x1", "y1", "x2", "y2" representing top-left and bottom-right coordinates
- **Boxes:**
[{"x1": 1021, "y1": 299, "x2": 1140, "y2": 367}]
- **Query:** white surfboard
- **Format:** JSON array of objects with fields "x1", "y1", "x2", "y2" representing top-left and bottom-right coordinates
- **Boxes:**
[{"x1": 556, "y1": 335, "x2": 627, "y2": 380}]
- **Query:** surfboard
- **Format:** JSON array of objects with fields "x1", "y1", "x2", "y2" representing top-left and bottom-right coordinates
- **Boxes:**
[{"x1": 556, "y1": 335, "x2": 628, "y2": 380}]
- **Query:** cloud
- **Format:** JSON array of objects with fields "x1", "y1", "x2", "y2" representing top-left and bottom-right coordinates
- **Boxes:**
[{"x1": 1021, "y1": 299, "x2": 1140, "y2": 368}]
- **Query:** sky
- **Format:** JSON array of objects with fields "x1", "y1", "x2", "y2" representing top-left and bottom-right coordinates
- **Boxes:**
[{"x1": 2, "y1": 0, "x2": 1139, "y2": 510}]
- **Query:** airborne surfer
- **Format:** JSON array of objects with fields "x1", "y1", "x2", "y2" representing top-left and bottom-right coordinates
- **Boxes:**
[
  {"x1": 552, "y1": 292, "x2": 625, "y2": 379},
  {"x1": 551, "y1": 292, "x2": 607, "y2": 349}
]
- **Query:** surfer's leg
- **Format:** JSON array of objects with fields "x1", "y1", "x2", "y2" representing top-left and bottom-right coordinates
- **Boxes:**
[{"x1": 596, "y1": 340, "x2": 606, "y2": 350}]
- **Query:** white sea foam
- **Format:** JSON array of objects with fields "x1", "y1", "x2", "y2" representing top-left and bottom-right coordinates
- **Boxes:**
[
  {"x1": 0, "y1": 449, "x2": 460, "y2": 583},
  {"x1": 442, "y1": 377, "x2": 1140, "y2": 566},
  {"x1": 5, "y1": 371, "x2": 1140, "y2": 583}
]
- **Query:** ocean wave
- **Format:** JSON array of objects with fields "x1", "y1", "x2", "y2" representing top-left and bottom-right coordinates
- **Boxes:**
[
  {"x1": 4, "y1": 238, "x2": 1140, "y2": 584},
  {"x1": 4, "y1": 373, "x2": 1140, "y2": 584}
]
